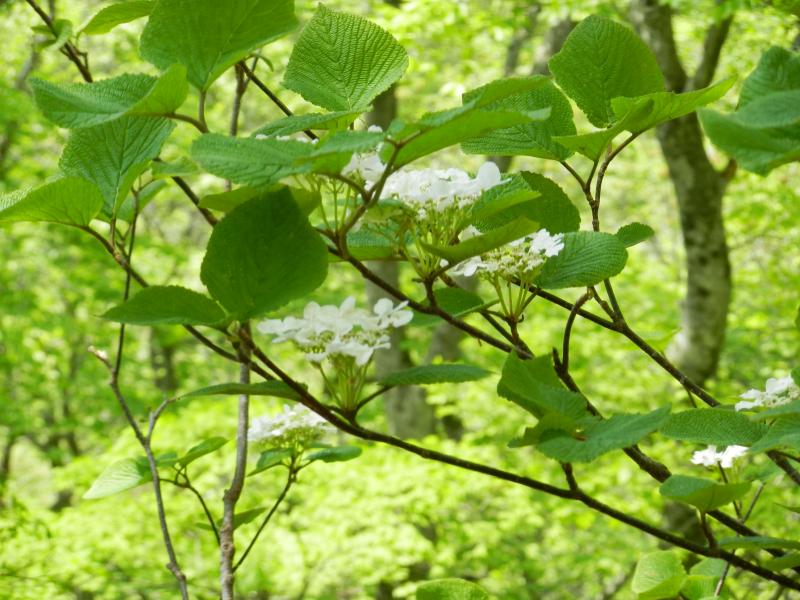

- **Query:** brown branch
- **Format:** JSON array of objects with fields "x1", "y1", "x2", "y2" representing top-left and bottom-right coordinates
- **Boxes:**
[{"x1": 690, "y1": 12, "x2": 734, "y2": 91}]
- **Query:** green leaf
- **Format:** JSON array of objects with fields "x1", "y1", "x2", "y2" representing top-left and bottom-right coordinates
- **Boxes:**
[
  {"x1": 471, "y1": 172, "x2": 580, "y2": 234},
  {"x1": 698, "y1": 108, "x2": 800, "y2": 175},
  {"x1": 307, "y1": 445, "x2": 362, "y2": 463},
  {"x1": 253, "y1": 111, "x2": 362, "y2": 137},
  {"x1": 199, "y1": 187, "x2": 259, "y2": 213},
  {"x1": 283, "y1": 4, "x2": 407, "y2": 111},
  {"x1": 60, "y1": 116, "x2": 175, "y2": 215},
  {"x1": 392, "y1": 106, "x2": 542, "y2": 167},
  {"x1": 461, "y1": 78, "x2": 575, "y2": 160},
  {"x1": 748, "y1": 415, "x2": 800, "y2": 454},
  {"x1": 378, "y1": 364, "x2": 491, "y2": 387},
  {"x1": 411, "y1": 287, "x2": 489, "y2": 328},
  {"x1": 764, "y1": 552, "x2": 800, "y2": 571},
  {"x1": 0, "y1": 177, "x2": 103, "y2": 227},
  {"x1": 739, "y1": 46, "x2": 800, "y2": 107},
  {"x1": 248, "y1": 448, "x2": 293, "y2": 476},
  {"x1": 140, "y1": 0, "x2": 297, "y2": 90},
  {"x1": 749, "y1": 399, "x2": 800, "y2": 421},
  {"x1": 151, "y1": 157, "x2": 198, "y2": 179},
  {"x1": 498, "y1": 353, "x2": 589, "y2": 421},
  {"x1": 429, "y1": 218, "x2": 540, "y2": 265},
  {"x1": 611, "y1": 77, "x2": 735, "y2": 134},
  {"x1": 549, "y1": 15, "x2": 665, "y2": 128},
  {"x1": 83, "y1": 458, "x2": 151, "y2": 499},
  {"x1": 35, "y1": 18, "x2": 73, "y2": 51},
  {"x1": 232, "y1": 507, "x2": 267, "y2": 530},
  {"x1": 661, "y1": 409, "x2": 767, "y2": 446},
  {"x1": 718, "y1": 536, "x2": 800, "y2": 552},
  {"x1": 31, "y1": 65, "x2": 188, "y2": 129},
  {"x1": 178, "y1": 437, "x2": 228, "y2": 467},
  {"x1": 191, "y1": 134, "x2": 312, "y2": 187},
  {"x1": 660, "y1": 475, "x2": 751, "y2": 512},
  {"x1": 343, "y1": 228, "x2": 397, "y2": 260},
  {"x1": 616, "y1": 223, "x2": 655, "y2": 247},
  {"x1": 537, "y1": 231, "x2": 628, "y2": 289},
  {"x1": 631, "y1": 551, "x2": 686, "y2": 600},
  {"x1": 296, "y1": 130, "x2": 383, "y2": 174},
  {"x1": 200, "y1": 189, "x2": 328, "y2": 319},
  {"x1": 416, "y1": 578, "x2": 489, "y2": 600},
  {"x1": 102, "y1": 286, "x2": 226, "y2": 326},
  {"x1": 178, "y1": 381, "x2": 299, "y2": 401},
  {"x1": 536, "y1": 406, "x2": 670, "y2": 463},
  {"x1": 553, "y1": 98, "x2": 653, "y2": 160},
  {"x1": 81, "y1": 1, "x2": 154, "y2": 35}
]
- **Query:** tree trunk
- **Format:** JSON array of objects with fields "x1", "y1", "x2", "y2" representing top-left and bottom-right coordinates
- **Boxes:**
[{"x1": 630, "y1": 0, "x2": 733, "y2": 384}]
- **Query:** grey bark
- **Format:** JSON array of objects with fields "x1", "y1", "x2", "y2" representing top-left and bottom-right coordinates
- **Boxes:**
[
  {"x1": 630, "y1": 0, "x2": 734, "y2": 384},
  {"x1": 366, "y1": 87, "x2": 436, "y2": 439}
]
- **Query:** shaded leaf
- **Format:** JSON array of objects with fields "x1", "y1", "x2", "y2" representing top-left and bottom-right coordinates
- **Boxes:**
[
  {"x1": 661, "y1": 409, "x2": 767, "y2": 446},
  {"x1": 379, "y1": 364, "x2": 491, "y2": 387},
  {"x1": 178, "y1": 437, "x2": 228, "y2": 467},
  {"x1": 102, "y1": 286, "x2": 226, "y2": 326},
  {"x1": 537, "y1": 231, "x2": 628, "y2": 289},
  {"x1": 660, "y1": 475, "x2": 751, "y2": 512}
]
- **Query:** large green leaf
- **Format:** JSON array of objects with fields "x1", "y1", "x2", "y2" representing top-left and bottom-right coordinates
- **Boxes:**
[
  {"x1": 178, "y1": 381, "x2": 299, "y2": 401},
  {"x1": 0, "y1": 177, "x2": 103, "y2": 227},
  {"x1": 471, "y1": 172, "x2": 580, "y2": 234},
  {"x1": 81, "y1": 1, "x2": 154, "y2": 35},
  {"x1": 536, "y1": 231, "x2": 628, "y2": 289},
  {"x1": 248, "y1": 448, "x2": 293, "y2": 476},
  {"x1": 659, "y1": 475, "x2": 751, "y2": 512},
  {"x1": 392, "y1": 105, "x2": 538, "y2": 167},
  {"x1": 549, "y1": 15, "x2": 665, "y2": 128},
  {"x1": 59, "y1": 116, "x2": 175, "y2": 215},
  {"x1": 497, "y1": 353, "x2": 588, "y2": 421},
  {"x1": 83, "y1": 458, "x2": 151, "y2": 499},
  {"x1": 253, "y1": 110, "x2": 361, "y2": 137},
  {"x1": 428, "y1": 218, "x2": 540, "y2": 265},
  {"x1": 282, "y1": 4, "x2": 407, "y2": 111},
  {"x1": 660, "y1": 409, "x2": 767, "y2": 446},
  {"x1": 616, "y1": 222, "x2": 654, "y2": 248},
  {"x1": 632, "y1": 551, "x2": 686, "y2": 600},
  {"x1": 534, "y1": 406, "x2": 670, "y2": 463},
  {"x1": 378, "y1": 364, "x2": 491, "y2": 387},
  {"x1": 200, "y1": 189, "x2": 328, "y2": 319},
  {"x1": 461, "y1": 79, "x2": 576, "y2": 160},
  {"x1": 191, "y1": 134, "x2": 312, "y2": 187},
  {"x1": 31, "y1": 66, "x2": 188, "y2": 128},
  {"x1": 699, "y1": 47, "x2": 800, "y2": 175},
  {"x1": 748, "y1": 415, "x2": 800, "y2": 454},
  {"x1": 140, "y1": 0, "x2": 297, "y2": 90},
  {"x1": 611, "y1": 77, "x2": 735, "y2": 134},
  {"x1": 306, "y1": 445, "x2": 362, "y2": 463},
  {"x1": 553, "y1": 98, "x2": 653, "y2": 160},
  {"x1": 102, "y1": 286, "x2": 226, "y2": 326},
  {"x1": 718, "y1": 536, "x2": 800, "y2": 552},
  {"x1": 178, "y1": 437, "x2": 228, "y2": 467},
  {"x1": 416, "y1": 579, "x2": 489, "y2": 600}
]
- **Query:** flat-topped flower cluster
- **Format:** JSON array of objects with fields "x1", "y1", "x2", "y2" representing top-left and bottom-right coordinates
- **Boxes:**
[
  {"x1": 450, "y1": 226, "x2": 565, "y2": 279},
  {"x1": 248, "y1": 404, "x2": 332, "y2": 448},
  {"x1": 258, "y1": 297, "x2": 412, "y2": 366},
  {"x1": 736, "y1": 375, "x2": 800, "y2": 412}
]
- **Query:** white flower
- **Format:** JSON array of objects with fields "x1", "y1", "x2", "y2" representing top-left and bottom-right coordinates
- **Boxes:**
[
  {"x1": 258, "y1": 297, "x2": 411, "y2": 366},
  {"x1": 691, "y1": 445, "x2": 748, "y2": 469},
  {"x1": 382, "y1": 162, "x2": 505, "y2": 218},
  {"x1": 367, "y1": 125, "x2": 383, "y2": 133},
  {"x1": 247, "y1": 404, "x2": 333, "y2": 447},
  {"x1": 372, "y1": 298, "x2": 413, "y2": 328},
  {"x1": 448, "y1": 228, "x2": 564, "y2": 280},
  {"x1": 343, "y1": 151, "x2": 385, "y2": 182},
  {"x1": 736, "y1": 375, "x2": 800, "y2": 411}
]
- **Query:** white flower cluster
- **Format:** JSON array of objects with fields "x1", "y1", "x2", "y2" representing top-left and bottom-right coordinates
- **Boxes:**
[
  {"x1": 381, "y1": 162, "x2": 504, "y2": 220},
  {"x1": 736, "y1": 375, "x2": 800, "y2": 411},
  {"x1": 691, "y1": 444, "x2": 748, "y2": 468},
  {"x1": 247, "y1": 404, "x2": 332, "y2": 447},
  {"x1": 449, "y1": 227, "x2": 565, "y2": 278},
  {"x1": 257, "y1": 297, "x2": 412, "y2": 366},
  {"x1": 342, "y1": 125, "x2": 386, "y2": 183}
]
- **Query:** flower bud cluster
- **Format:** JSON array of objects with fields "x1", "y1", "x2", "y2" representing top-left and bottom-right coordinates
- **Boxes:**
[
  {"x1": 247, "y1": 404, "x2": 332, "y2": 448},
  {"x1": 449, "y1": 227, "x2": 565, "y2": 279},
  {"x1": 258, "y1": 297, "x2": 412, "y2": 366},
  {"x1": 736, "y1": 375, "x2": 799, "y2": 411}
]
